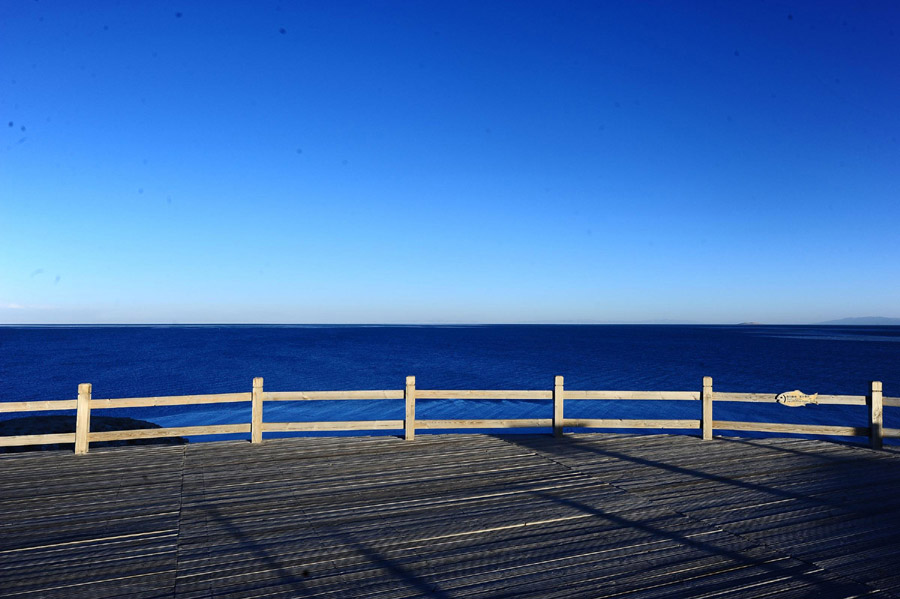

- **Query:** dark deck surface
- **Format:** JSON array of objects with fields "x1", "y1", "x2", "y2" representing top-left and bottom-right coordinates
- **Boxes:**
[{"x1": 2, "y1": 433, "x2": 900, "y2": 598}]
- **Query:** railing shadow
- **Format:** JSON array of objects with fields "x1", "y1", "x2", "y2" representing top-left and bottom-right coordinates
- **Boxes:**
[
  {"x1": 500, "y1": 434, "x2": 900, "y2": 514},
  {"x1": 497, "y1": 433, "x2": 900, "y2": 592},
  {"x1": 524, "y1": 487, "x2": 868, "y2": 596},
  {"x1": 715, "y1": 434, "x2": 873, "y2": 462},
  {"x1": 324, "y1": 526, "x2": 453, "y2": 599},
  {"x1": 179, "y1": 501, "x2": 314, "y2": 596},
  {"x1": 175, "y1": 433, "x2": 900, "y2": 597},
  {"x1": 185, "y1": 485, "x2": 451, "y2": 598}
]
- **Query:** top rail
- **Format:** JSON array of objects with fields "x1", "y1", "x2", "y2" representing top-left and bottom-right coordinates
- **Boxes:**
[
  {"x1": 716, "y1": 392, "x2": 869, "y2": 406},
  {"x1": 416, "y1": 390, "x2": 552, "y2": 400},
  {"x1": 4, "y1": 394, "x2": 897, "y2": 411},
  {"x1": 266, "y1": 390, "x2": 404, "y2": 401},
  {"x1": 566, "y1": 391, "x2": 699, "y2": 400},
  {"x1": 0, "y1": 400, "x2": 78, "y2": 413},
  {"x1": 92, "y1": 392, "x2": 251, "y2": 409}
]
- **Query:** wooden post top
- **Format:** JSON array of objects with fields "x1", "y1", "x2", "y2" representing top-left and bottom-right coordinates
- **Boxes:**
[
  {"x1": 555, "y1": 376, "x2": 564, "y2": 386},
  {"x1": 872, "y1": 381, "x2": 883, "y2": 392},
  {"x1": 78, "y1": 383, "x2": 92, "y2": 394},
  {"x1": 406, "y1": 376, "x2": 415, "y2": 385},
  {"x1": 253, "y1": 377, "x2": 263, "y2": 388},
  {"x1": 703, "y1": 376, "x2": 712, "y2": 387}
]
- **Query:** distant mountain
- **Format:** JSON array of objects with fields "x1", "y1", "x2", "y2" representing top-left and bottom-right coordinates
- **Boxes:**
[{"x1": 816, "y1": 317, "x2": 900, "y2": 325}]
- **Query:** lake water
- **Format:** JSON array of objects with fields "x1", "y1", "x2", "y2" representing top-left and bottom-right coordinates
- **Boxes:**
[{"x1": 1, "y1": 324, "x2": 898, "y2": 443}]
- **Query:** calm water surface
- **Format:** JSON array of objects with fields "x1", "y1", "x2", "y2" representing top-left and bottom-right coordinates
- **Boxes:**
[{"x1": 1, "y1": 325, "x2": 898, "y2": 441}]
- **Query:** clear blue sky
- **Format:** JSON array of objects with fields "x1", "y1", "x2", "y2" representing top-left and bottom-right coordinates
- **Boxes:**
[{"x1": 2, "y1": 1, "x2": 898, "y2": 324}]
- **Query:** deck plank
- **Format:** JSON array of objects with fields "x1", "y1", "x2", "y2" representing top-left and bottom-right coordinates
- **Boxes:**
[{"x1": 1, "y1": 433, "x2": 898, "y2": 597}]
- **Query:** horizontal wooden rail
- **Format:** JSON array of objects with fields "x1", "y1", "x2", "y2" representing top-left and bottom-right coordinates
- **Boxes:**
[
  {"x1": 417, "y1": 419, "x2": 551, "y2": 429},
  {"x1": 0, "y1": 400, "x2": 77, "y2": 413},
  {"x1": 713, "y1": 420, "x2": 868, "y2": 437},
  {"x1": 263, "y1": 421, "x2": 403, "y2": 432},
  {"x1": 715, "y1": 392, "x2": 868, "y2": 405},
  {"x1": 0, "y1": 432, "x2": 76, "y2": 447},
  {"x1": 415, "y1": 390, "x2": 552, "y2": 400},
  {"x1": 2, "y1": 377, "x2": 896, "y2": 453},
  {"x1": 564, "y1": 418, "x2": 701, "y2": 429},
  {"x1": 565, "y1": 391, "x2": 699, "y2": 400},
  {"x1": 89, "y1": 424, "x2": 250, "y2": 442},
  {"x1": 91, "y1": 392, "x2": 251, "y2": 409},
  {"x1": 265, "y1": 390, "x2": 404, "y2": 401}
]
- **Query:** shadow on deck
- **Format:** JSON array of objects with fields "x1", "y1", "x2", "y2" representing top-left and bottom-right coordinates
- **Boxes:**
[{"x1": 1, "y1": 433, "x2": 899, "y2": 598}]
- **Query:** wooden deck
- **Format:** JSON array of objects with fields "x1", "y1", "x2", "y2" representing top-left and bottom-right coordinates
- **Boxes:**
[{"x1": 2, "y1": 433, "x2": 900, "y2": 598}]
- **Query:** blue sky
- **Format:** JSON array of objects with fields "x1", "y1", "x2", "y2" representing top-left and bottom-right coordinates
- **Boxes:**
[{"x1": 2, "y1": 1, "x2": 898, "y2": 324}]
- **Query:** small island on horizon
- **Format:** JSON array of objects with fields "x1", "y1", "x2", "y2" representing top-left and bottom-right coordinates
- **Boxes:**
[
  {"x1": 734, "y1": 317, "x2": 900, "y2": 326},
  {"x1": 815, "y1": 317, "x2": 900, "y2": 326}
]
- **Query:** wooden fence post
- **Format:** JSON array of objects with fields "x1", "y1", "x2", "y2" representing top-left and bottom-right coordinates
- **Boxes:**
[
  {"x1": 868, "y1": 381, "x2": 883, "y2": 450},
  {"x1": 405, "y1": 376, "x2": 416, "y2": 441},
  {"x1": 553, "y1": 376, "x2": 565, "y2": 438},
  {"x1": 75, "y1": 383, "x2": 92, "y2": 455},
  {"x1": 701, "y1": 376, "x2": 713, "y2": 440},
  {"x1": 251, "y1": 377, "x2": 264, "y2": 444}
]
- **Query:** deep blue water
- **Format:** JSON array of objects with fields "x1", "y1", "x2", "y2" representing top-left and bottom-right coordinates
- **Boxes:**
[{"x1": 1, "y1": 325, "x2": 898, "y2": 442}]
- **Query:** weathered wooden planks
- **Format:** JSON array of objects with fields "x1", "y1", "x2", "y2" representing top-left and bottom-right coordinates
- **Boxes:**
[
  {"x1": 415, "y1": 389, "x2": 553, "y2": 400},
  {"x1": 553, "y1": 376, "x2": 565, "y2": 438},
  {"x1": 1, "y1": 434, "x2": 898, "y2": 597},
  {"x1": 3, "y1": 378, "x2": 895, "y2": 453},
  {"x1": 89, "y1": 424, "x2": 250, "y2": 442},
  {"x1": 715, "y1": 392, "x2": 872, "y2": 406},
  {"x1": 702, "y1": 376, "x2": 714, "y2": 441},
  {"x1": 91, "y1": 392, "x2": 250, "y2": 409},
  {"x1": 74, "y1": 383, "x2": 91, "y2": 455},
  {"x1": 265, "y1": 390, "x2": 403, "y2": 400},
  {"x1": 417, "y1": 418, "x2": 551, "y2": 429},
  {"x1": 713, "y1": 421, "x2": 868, "y2": 437},
  {"x1": 404, "y1": 375, "x2": 416, "y2": 441},
  {"x1": 262, "y1": 420, "x2": 403, "y2": 432},
  {"x1": 0, "y1": 443, "x2": 184, "y2": 598},
  {"x1": 565, "y1": 418, "x2": 700, "y2": 429},
  {"x1": 250, "y1": 377, "x2": 263, "y2": 444},
  {"x1": 0, "y1": 432, "x2": 76, "y2": 447},
  {"x1": 565, "y1": 391, "x2": 700, "y2": 400},
  {"x1": 884, "y1": 427, "x2": 900, "y2": 439},
  {"x1": 0, "y1": 400, "x2": 78, "y2": 413},
  {"x1": 869, "y1": 381, "x2": 884, "y2": 450},
  {"x1": 507, "y1": 433, "x2": 900, "y2": 595}
]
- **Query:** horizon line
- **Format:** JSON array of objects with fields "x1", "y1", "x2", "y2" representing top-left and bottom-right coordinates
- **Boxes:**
[{"x1": 2, "y1": 321, "x2": 898, "y2": 327}]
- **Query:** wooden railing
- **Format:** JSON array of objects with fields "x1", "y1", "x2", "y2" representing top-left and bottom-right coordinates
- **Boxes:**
[{"x1": 1, "y1": 376, "x2": 896, "y2": 454}]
